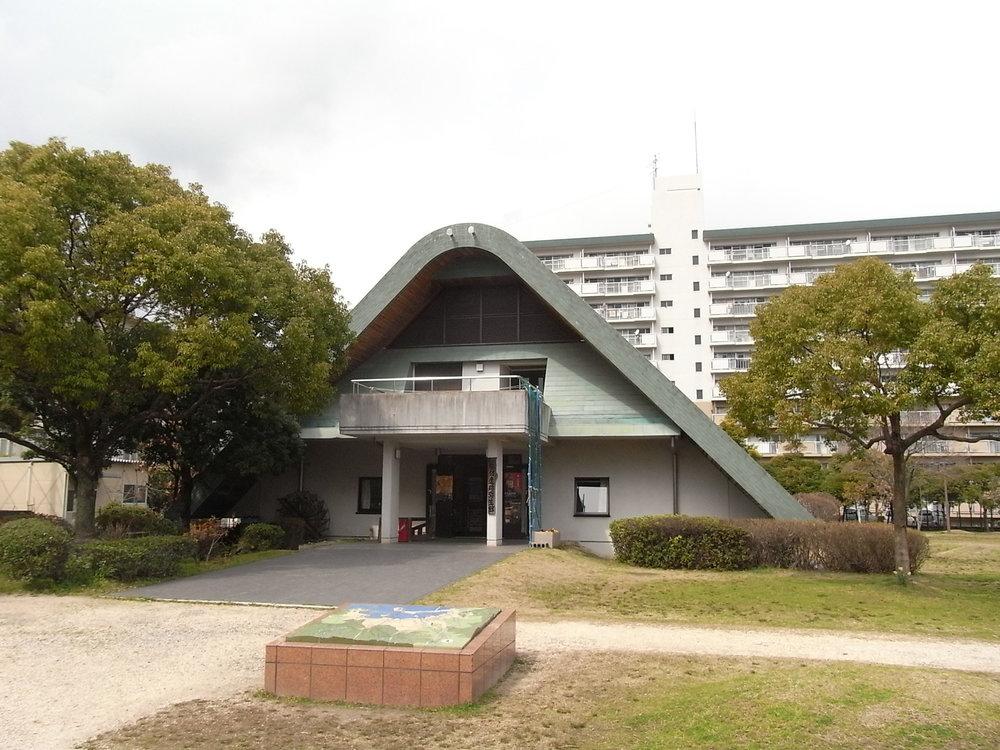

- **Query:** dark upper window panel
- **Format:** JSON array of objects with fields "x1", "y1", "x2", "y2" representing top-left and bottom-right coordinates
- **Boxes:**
[{"x1": 389, "y1": 282, "x2": 579, "y2": 348}]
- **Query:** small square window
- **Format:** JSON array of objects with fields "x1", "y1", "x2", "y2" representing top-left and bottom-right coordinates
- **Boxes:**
[
  {"x1": 660, "y1": 273, "x2": 672, "y2": 281},
  {"x1": 692, "y1": 255, "x2": 700, "y2": 265},
  {"x1": 122, "y1": 484, "x2": 147, "y2": 504},
  {"x1": 357, "y1": 477, "x2": 382, "y2": 514},
  {"x1": 574, "y1": 477, "x2": 610, "y2": 516},
  {"x1": 692, "y1": 281, "x2": 700, "y2": 291},
  {"x1": 694, "y1": 308, "x2": 701, "y2": 318},
  {"x1": 662, "y1": 353, "x2": 675, "y2": 361},
  {"x1": 659, "y1": 248, "x2": 672, "y2": 255},
  {"x1": 696, "y1": 389, "x2": 704, "y2": 399},
  {"x1": 665, "y1": 300, "x2": 673, "y2": 307},
  {"x1": 691, "y1": 229, "x2": 699, "y2": 239},
  {"x1": 694, "y1": 334, "x2": 701, "y2": 345},
  {"x1": 661, "y1": 326, "x2": 674, "y2": 334},
  {"x1": 695, "y1": 362, "x2": 703, "y2": 372}
]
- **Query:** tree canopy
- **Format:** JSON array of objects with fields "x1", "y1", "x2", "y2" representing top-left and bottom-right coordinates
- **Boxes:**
[
  {"x1": 723, "y1": 258, "x2": 1000, "y2": 575},
  {"x1": 0, "y1": 139, "x2": 353, "y2": 535}
]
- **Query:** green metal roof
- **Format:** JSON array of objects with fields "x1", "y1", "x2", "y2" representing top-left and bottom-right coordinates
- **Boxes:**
[
  {"x1": 350, "y1": 223, "x2": 810, "y2": 521},
  {"x1": 523, "y1": 233, "x2": 654, "y2": 250},
  {"x1": 704, "y1": 210, "x2": 1000, "y2": 242}
]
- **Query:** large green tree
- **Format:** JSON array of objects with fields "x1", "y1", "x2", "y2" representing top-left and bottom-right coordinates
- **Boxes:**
[
  {"x1": 0, "y1": 139, "x2": 353, "y2": 536},
  {"x1": 723, "y1": 258, "x2": 1000, "y2": 576}
]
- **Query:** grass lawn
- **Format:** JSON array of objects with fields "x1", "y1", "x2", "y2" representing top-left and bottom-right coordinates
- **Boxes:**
[
  {"x1": 420, "y1": 531, "x2": 1000, "y2": 641},
  {"x1": 0, "y1": 548, "x2": 292, "y2": 596},
  {"x1": 84, "y1": 652, "x2": 1000, "y2": 749}
]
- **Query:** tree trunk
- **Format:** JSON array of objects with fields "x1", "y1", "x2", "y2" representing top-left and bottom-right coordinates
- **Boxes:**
[
  {"x1": 890, "y1": 450, "x2": 911, "y2": 578},
  {"x1": 943, "y1": 477, "x2": 951, "y2": 532},
  {"x1": 176, "y1": 464, "x2": 194, "y2": 531},
  {"x1": 72, "y1": 460, "x2": 100, "y2": 539}
]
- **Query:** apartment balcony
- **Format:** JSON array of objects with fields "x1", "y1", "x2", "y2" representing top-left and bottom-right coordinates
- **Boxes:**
[
  {"x1": 541, "y1": 253, "x2": 654, "y2": 273},
  {"x1": 620, "y1": 331, "x2": 656, "y2": 348},
  {"x1": 709, "y1": 301, "x2": 766, "y2": 318},
  {"x1": 711, "y1": 357, "x2": 752, "y2": 373},
  {"x1": 710, "y1": 329, "x2": 753, "y2": 344},
  {"x1": 340, "y1": 376, "x2": 551, "y2": 439},
  {"x1": 912, "y1": 438, "x2": 1000, "y2": 456},
  {"x1": 594, "y1": 305, "x2": 655, "y2": 323},
  {"x1": 568, "y1": 279, "x2": 655, "y2": 297},
  {"x1": 709, "y1": 234, "x2": 1000, "y2": 268},
  {"x1": 709, "y1": 273, "x2": 787, "y2": 290}
]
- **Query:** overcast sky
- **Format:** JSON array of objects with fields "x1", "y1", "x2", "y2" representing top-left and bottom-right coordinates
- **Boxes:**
[{"x1": 2, "y1": 1, "x2": 998, "y2": 303}]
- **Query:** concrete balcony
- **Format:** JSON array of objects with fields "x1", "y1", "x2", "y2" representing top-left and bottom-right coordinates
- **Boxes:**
[
  {"x1": 711, "y1": 357, "x2": 752, "y2": 373},
  {"x1": 542, "y1": 253, "x2": 654, "y2": 273},
  {"x1": 340, "y1": 377, "x2": 551, "y2": 439},
  {"x1": 620, "y1": 331, "x2": 656, "y2": 348},
  {"x1": 709, "y1": 301, "x2": 766, "y2": 318},
  {"x1": 709, "y1": 273, "x2": 787, "y2": 290},
  {"x1": 710, "y1": 329, "x2": 753, "y2": 344},
  {"x1": 595, "y1": 305, "x2": 655, "y2": 323},
  {"x1": 569, "y1": 279, "x2": 655, "y2": 297}
]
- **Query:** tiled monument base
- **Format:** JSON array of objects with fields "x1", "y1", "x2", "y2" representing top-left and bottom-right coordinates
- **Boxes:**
[{"x1": 265, "y1": 607, "x2": 516, "y2": 707}]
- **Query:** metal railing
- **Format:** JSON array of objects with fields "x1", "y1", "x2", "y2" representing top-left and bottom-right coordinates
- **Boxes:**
[
  {"x1": 351, "y1": 375, "x2": 531, "y2": 394},
  {"x1": 596, "y1": 305, "x2": 654, "y2": 321}
]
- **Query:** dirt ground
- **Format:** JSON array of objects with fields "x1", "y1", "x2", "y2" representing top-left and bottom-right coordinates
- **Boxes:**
[
  {"x1": 84, "y1": 652, "x2": 1000, "y2": 750},
  {"x1": 5, "y1": 594, "x2": 1000, "y2": 749}
]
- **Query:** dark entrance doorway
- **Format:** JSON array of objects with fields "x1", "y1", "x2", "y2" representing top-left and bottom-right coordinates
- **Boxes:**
[{"x1": 428, "y1": 455, "x2": 487, "y2": 538}]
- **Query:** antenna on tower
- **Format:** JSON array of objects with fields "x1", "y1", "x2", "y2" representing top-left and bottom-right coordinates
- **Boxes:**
[
  {"x1": 651, "y1": 153, "x2": 658, "y2": 189},
  {"x1": 693, "y1": 114, "x2": 700, "y2": 175}
]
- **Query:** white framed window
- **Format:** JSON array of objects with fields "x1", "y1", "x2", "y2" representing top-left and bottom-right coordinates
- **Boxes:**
[{"x1": 122, "y1": 484, "x2": 147, "y2": 504}]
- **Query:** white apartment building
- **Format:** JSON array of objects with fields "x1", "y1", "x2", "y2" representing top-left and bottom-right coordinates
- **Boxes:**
[{"x1": 526, "y1": 174, "x2": 1000, "y2": 461}]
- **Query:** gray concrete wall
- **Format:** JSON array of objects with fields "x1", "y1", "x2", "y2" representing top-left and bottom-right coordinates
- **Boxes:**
[{"x1": 235, "y1": 434, "x2": 768, "y2": 549}]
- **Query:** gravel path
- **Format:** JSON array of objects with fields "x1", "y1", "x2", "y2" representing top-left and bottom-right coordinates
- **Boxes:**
[
  {"x1": 3, "y1": 595, "x2": 999, "y2": 749},
  {"x1": 518, "y1": 620, "x2": 1000, "y2": 675}
]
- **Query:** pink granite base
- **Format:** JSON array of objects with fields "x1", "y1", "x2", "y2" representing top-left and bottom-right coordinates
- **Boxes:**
[{"x1": 265, "y1": 609, "x2": 516, "y2": 707}]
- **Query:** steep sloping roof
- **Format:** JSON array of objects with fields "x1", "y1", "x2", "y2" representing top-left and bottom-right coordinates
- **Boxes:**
[{"x1": 351, "y1": 223, "x2": 810, "y2": 520}]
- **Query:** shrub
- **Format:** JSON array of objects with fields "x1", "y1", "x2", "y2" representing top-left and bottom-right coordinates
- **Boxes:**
[
  {"x1": 610, "y1": 515, "x2": 930, "y2": 575},
  {"x1": 82, "y1": 535, "x2": 198, "y2": 581},
  {"x1": 0, "y1": 510, "x2": 74, "y2": 533},
  {"x1": 794, "y1": 492, "x2": 842, "y2": 522},
  {"x1": 277, "y1": 491, "x2": 329, "y2": 542},
  {"x1": 237, "y1": 523, "x2": 285, "y2": 553},
  {"x1": 275, "y1": 516, "x2": 306, "y2": 550},
  {"x1": 0, "y1": 518, "x2": 72, "y2": 582},
  {"x1": 733, "y1": 519, "x2": 928, "y2": 574},
  {"x1": 609, "y1": 515, "x2": 755, "y2": 570},
  {"x1": 187, "y1": 518, "x2": 228, "y2": 561},
  {"x1": 95, "y1": 503, "x2": 177, "y2": 537}
]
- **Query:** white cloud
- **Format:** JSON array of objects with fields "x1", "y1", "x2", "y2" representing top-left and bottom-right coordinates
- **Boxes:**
[{"x1": 2, "y1": 0, "x2": 998, "y2": 303}]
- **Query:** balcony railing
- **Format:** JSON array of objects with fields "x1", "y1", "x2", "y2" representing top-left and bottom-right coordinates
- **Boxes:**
[
  {"x1": 710, "y1": 329, "x2": 753, "y2": 344},
  {"x1": 570, "y1": 280, "x2": 655, "y2": 296},
  {"x1": 709, "y1": 301, "x2": 765, "y2": 317},
  {"x1": 595, "y1": 305, "x2": 655, "y2": 322},
  {"x1": 710, "y1": 273, "x2": 785, "y2": 290},
  {"x1": 351, "y1": 375, "x2": 530, "y2": 394},
  {"x1": 620, "y1": 331, "x2": 656, "y2": 347},
  {"x1": 541, "y1": 254, "x2": 654, "y2": 273},
  {"x1": 710, "y1": 233, "x2": 1000, "y2": 266},
  {"x1": 711, "y1": 357, "x2": 752, "y2": 373}
]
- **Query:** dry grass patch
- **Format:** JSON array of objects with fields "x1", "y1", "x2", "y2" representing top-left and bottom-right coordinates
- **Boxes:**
[
  {"x1": 419, "y1": 534, "x2": 1000, "y2": 640},
  {"x1": 84, "y1": 653, "x2": 1000, "y2": 750}
]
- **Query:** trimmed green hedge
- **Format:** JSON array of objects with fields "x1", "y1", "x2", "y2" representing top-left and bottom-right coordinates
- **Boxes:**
[
  {"x1": 610, "y1": 515, "x2": 930, "y2": 574},
  {"x1": 95, "y1": 503, "x2": 177, "y2": 537},
  {"x1": 82, "y1": 535, "x2": 198, "y2": 581},
  {"x1": 237, "y1": 523, "x2": 285, "y2": 553},
  {"x1": 0, "y1": 518, "x2": 72, "y2": 582},
  {"x1": 609, "y1": 515, "x2": 755, "y2": 570}
]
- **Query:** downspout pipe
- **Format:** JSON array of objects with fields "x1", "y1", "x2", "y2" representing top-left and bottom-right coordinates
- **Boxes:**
[{"x1": 671, "y1": 436, "x2": 680, "y2": 514}]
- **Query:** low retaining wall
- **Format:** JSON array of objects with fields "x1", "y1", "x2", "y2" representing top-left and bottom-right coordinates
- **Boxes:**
[{"x1": 265, "y1": 609, "x2": 516, "y2": 707}]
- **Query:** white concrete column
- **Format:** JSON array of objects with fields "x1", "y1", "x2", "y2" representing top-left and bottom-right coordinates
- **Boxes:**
[
  {"x1": 380, "y1": 441, "x2": 400, "y2": 543},
  {"x1": 486, "y1": 439, "x2": 503, "y2": 546}
]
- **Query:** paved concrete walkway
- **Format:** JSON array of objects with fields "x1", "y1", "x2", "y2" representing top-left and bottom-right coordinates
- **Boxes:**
[{"x1": 120, "y1": 540, "x2": 521, "y2": 606}]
